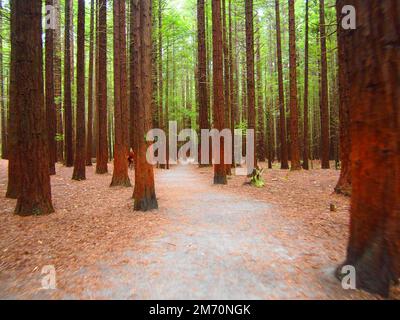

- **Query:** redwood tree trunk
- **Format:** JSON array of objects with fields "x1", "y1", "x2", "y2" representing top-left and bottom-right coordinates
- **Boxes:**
[
  {"x1": 72, "y1": 0, "x2": 86, "y2": 181},
  {"x1": 288, "y1": 0, "x2": 301, "y2": 171},
  {"x1": 197, "y1": 0, "x2": 209, "y2": 166},
  {"x1": 86, "y1": 0, "x2": 95, "y2": 166},
  {"x1": 11, "y1": 0, "x2": 54, "y2": 215},
  {"x1": 334, "y1": 0, "x2": 351, "y2": 196},
  {"x1": 96, "y1": 0, "x2": 108, "y2": 174},
  {"x1": 302, "y1": 0, "x2": 310, "y2": 170},
  {"x1": 337, "y1": 0, "x2": 399, "y2": 297},
  {"x1": 133, "y1": 0, "x2": 158, "y2": 211},
  {"x1": 64, "y1": 0, "x2": 74, "y2": 167},
  {"x1": 111, "y1": 0, "x2": 131, "y2": 187},
  {"x1": 256, "y1": 27, "x2": 265, "y2": 162},
  {"x1": 274, "y1": 0, "x2": 289, "y2": 170},
  {"x1": 46, "y1": 0, "x2": 56, "y2": 176},
  {"x1": 245, "y1": 0, "x2": 256, "y2": 171},
  {"x1": 54, "y1": 0, "x2": 63, "y2": 163},
  {"x1": 212, "y1": 0, "x2": 227, "y2": 184},
  {"x1": 319, "y1": 0, "x2": 330, "y2": 169}
]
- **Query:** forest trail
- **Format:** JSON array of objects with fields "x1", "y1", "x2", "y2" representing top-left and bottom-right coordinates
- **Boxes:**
[{"x1": 0, "y1": 162, "x2": 382, "y2": 300}]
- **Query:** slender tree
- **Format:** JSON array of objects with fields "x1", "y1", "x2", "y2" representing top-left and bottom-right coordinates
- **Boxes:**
[
  {"x1": 45, "y1": 0, "x2": 56, "y2": 176},
  {"x1": 11, "y1": 0, "x2": 54, "y2": 215},
  {"x1": 111, "y1": 0, "x2": 131, "y2": 187},
  {"x1": 288, "y1": 0, "x2": 301, "y2": 170},
  {"x1": 96, "y1": 0, "x2": 108, "y2": 174},
  {"x1": 72, "y1": 0, "x2": 86, "y2": 181},
  {"x1": 197, "y1": 0, "x2": 209, "y2": 166},
  {"x1": 256, "y1": 23, "x2": 265, "y2": 162},
  {"x1": 245, "y1": 0, "x2": 256, "y2": 171},
  {"x1": 0, "y1": 0, "x2": 7, "y2": 160},
  {"x1": 132, "y1": 0, "x2": 158, "y2": 211},
  {"x1": 336, "y1": 0, "x2": 399, "y2": 297},
  {"x1": 274, "y1": 0, "x2": 289, "y2": 170},
  {"x1": 86, "y1": 0, "x2": 95, "y2": 166},
  {"x1": 64, "y1": 0, "x2": 74, "y2": 167},
  {"x1": 302, "y1": 0, "x2": 310, "y2": 170},
  {"x1": 319, "y1": 0, "x2": 330, "y2": 169},
  {"x1": 334, "y1": 0, "x2": 351, "y2": 195},
  {"x1": 211, "y1": 0, "x2": 227, "y2": 184},
  {"x1": 54, "y1": 0, "x2": 63, "y2": 162}
]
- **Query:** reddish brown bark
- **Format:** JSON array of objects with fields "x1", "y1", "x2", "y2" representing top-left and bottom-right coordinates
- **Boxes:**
[
  {"x1": 288, "y1": 0, "x2": 301, "y2": 171},
  {"x1": 302, "y1": 0, "x2": 310, "y2": 170},
  {"x1": 133, "y1": 0, "x2": 158, "y2": 211},
  {"x1": 256, "y1": 26, "x2": 265, "y2": 162},
  {"x1": 212, "y1": 0, "x2": 227, "y2": 184},
  {"x1": 64, "y1": 0, "x2": 74, "y2": 167},
  {"x1": 45, "y1": 0, "x2": 56, "y2": 176},
  {"x1": 111, "y1": 0, "x2": 131, "y2": 187},
  {"x1": 319, "y1": 0, "x2": 330, "y2": 169},
  {"x1": 96, "y1": 0, "x2": 108, "y2": 174},
  {"x1": 11, "y1": 0, "x2": 54, "y2": 215},
  {"x1": 245, "y1": 0, "x2": 256, "y2": 170},
  {"x1": 86, "y1": 0, "x2": 95, "y2": 166},
  {"x1": 274, "y1": 0, "x2": 289, "y2": 170},
  {"x1": 336, "y1": 0, "x2": 399, "y2": 297},
  {"x1": 72, "y1": 0, "x2": 86, "y2": 181},
  {"x1": 54, "y1": 0, "x2": 63, "y2": 163},
  {"x1": 334, "y1": 1, "x2": 351, "y2": 196},
  {"x1": 197, "y1": 0, "x2": 209, "y2": 166}
]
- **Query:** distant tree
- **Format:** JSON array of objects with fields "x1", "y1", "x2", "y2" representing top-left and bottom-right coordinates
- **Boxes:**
[
  {"x1": 302, "y1": 0, "x2": 310, "y2": 170},
  {"x1": 274, "y1": 0, "x2": 289, "y2": 170},
  {"x1": 245, "y1": 0, "x2": 256, "y2": 170},
  {"x1": 319, "y1": 0, "x2": 330, "y2": 169},
  {"x1": 64, "y1": 0, "x2": 74, "y2": 167},
  {"x1": 197, "y1": 0, "x2": 209, "y2": 166},
  {"x1": 46, "y1": 0, "x2": 56, "y2": 176},
  {"x1": 96, "y1": 0, "x2": 108, "y2": 174},
  {"x1": 86, "y1": 0, "x2": 95, "y2": 166},
  {"x1": 111, "y1": 0, "x2": 131, "y2": 187},
  {"x1": 212, "y1": 0, "x2": 227, "y2": 184},
  {"x1": 72, "y1": 0, "x2": 86, "y2": 181},
  {"x1": 288, "y1": 0, "x2": 301, "y2": 171}
]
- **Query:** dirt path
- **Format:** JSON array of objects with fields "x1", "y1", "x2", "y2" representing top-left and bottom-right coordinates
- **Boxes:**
[{"x1": 0, "y1": 162, "x2": 386, "y2": 299}]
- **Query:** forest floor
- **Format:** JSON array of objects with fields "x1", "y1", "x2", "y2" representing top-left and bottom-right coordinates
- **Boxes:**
[{"x1": 0, "y1": 159, "x2": 398, "y2": 300}]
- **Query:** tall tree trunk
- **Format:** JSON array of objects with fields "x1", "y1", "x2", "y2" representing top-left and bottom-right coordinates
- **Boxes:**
[
  {"x1": 72, "y1": 0, "x2": 86, "y2": 181},
  {"x1": 212, "y1": 0, "x2": 227, "y2": 184},
  {"x1": 111, "y1": 0, "x2": 131, "y2": 187},
  {"x1": 245, "y1": 0, "x2": 256, "y2": 171},
  {"x1": 46, "y1": 0, "x2": 57, "y2": 176},
  {"x1": 222, "y1": 0, "x2": 231, "y2": 175},
  {"x1": 0, "y1": 0, "x2": 7, "y2": 160},
  {"x1": 334, "y1": 1, "x2": 351, "y2": 196},
  {"x1": 158, "y1": 0, "x2": 165, "y2": 167},
  {"x1": 288, "y1": 0, "x2": 301, "y2": 170},
  {"x1": 319, "y1": 0, "x2": 330, "y2": 169},
  {"x1": 96, "y1": 0, "x2": 108, "y2": 174},
  {"x1": 274, "y1": 0, "x2": 289, "y2": 170},
  {"x1": 64, "y1": 0, "x2": 74, "y2": 167},
  {"x1": 54, "y1": 0, "x2": 63, "y2": 163},
  {"x1": 197, "y1": 0, "x2": 209, "y2": 167},
  {"x1": 336, "y1": 0, "x2": 399, "y2": 297},
  {"x1": 86, "y1": 0, "x2": 95, "y2": 166},
  {"x1": 11, "y1": 0, "x2": 54, "y2": 215},
  {"x1": 133, "y1": 0, "x2": 158, "y2": 211},
  {"x1": 256, "y1": 23, "x2": 265, "y2": 162},
  {"x1": 303, "y1": 0, "x2": 310, "y2": 170}
]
